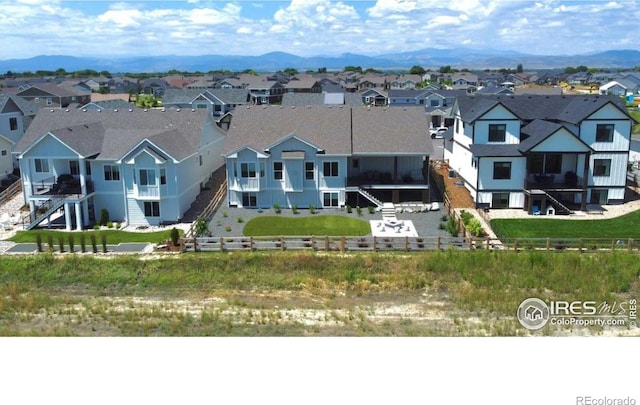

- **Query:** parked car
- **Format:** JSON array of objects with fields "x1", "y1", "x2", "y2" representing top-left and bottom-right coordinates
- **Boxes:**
[{"x1": 430, "y1": 126, "x2": 448, "y2": 139}]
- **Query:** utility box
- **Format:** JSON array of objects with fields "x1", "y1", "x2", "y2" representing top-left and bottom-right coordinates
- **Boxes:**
[{"x1": 546, "y1": 206, "x2": 555, "y2": 216}]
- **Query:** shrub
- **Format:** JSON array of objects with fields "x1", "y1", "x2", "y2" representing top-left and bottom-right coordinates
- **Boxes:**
[
  {"x1": 58, "y1": 235, "x2": 65, "y2": 253},
  {"x1": 356, "y1": 206, "x2": 363, "y2": 216},
  {"x1": 68, "y1": 234, "x2": 75, "y2": 252},
  {"x1": 99, "y1": 208, "x2": 109, "y2": 226},
  {"x1": 460, "y1": 210, "x2": 474, "y2": 225},
  {"x1": 309, "y1": 204, "x2": 317, "y2": 214},
  {"x1": 292, "y1": 204, "x2": 298, "y2": 214},
  {"x1": 439, "y1": 222, "x2": 446, "y2": 230},
  {"x1": 36, "y1": 234, "x2": 43, "y2": 253},
  {"x1": 467, "y1": 218, "x2": 484, "y2": 237},
  {"x1": 93, "y1": 224, "x2": 100, "y2": 230},
  {"x1": 170, "y1": 227, "x2": 180, "y2": 246},
  {"x1": 346, "y1": 205, "x2": 352, "y2": 213},
  {"x1": 106, "y1": 221, "x2": 114, "y2": 229},
  {"x1": 79, "y1": 233, "x2": 86, "y2": 253},
  {"x1": 367, "y1": 206, "x2": 375, "y2": 214},
  {"x1": 225, "y1": 225, "x2": 232, "y2": 232},
  {"x1": 47, "y1": 235, "x2": 54, "y2": 252},
  {"x1": 100, "y1": 233, "x2": 108, "y2": 253},
  {"x1": 222, "y1": 211, "x2": 229, "y2": 218},
  {"x1": 115, "y1": 222, "x2": 121, "y2": 230},
  {"x1": 236, "y1": 217, "x2": 244, "y2": 223},
  {"x1": 90, "y1": 234, "x2": 97, "y2": 253},
  {"x1": 446, "y1": 217, "x2": 458, "y2": 237},
  {"x1": 195, "y1": 219, "x2": 211, "y2": 237},
  {"x1": 273, "y1": 204, "x2": 281, "y2": 214}
]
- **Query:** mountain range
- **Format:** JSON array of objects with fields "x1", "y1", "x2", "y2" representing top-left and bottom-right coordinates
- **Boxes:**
[{"x1": 1, "y1": 48, "x2": 639, "y2": 73}]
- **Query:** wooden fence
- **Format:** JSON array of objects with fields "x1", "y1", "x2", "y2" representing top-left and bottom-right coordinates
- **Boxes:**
[
  {"x1": 180, "y1": 235, "x2": 640, "y2": 253},
  {"x1": 185, "y1": 179, "x2": 227, "y2": 238},
  {"x1": 0, "y1": 179, "x2": 22, "y2": 207}
]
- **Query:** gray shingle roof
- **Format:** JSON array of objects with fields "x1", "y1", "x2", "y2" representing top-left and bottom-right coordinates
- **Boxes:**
[
  {"x1": 518, "y1": 119, "x2": 590, "y2": 153},
  {"x1": 15, "y1": 108, "x2": 212, "y2": 162},
  {"x1": 224, "y1": 105, "x2": 432, "y2": 157},
  {"x1": 0, "y1": 94, "x2": 39, "y2": 115}
]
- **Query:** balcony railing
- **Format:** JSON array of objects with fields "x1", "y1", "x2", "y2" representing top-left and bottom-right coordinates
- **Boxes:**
[
  {"x1": 525, "y1": 174, "x2": 584, "y2": 190},
  {"x1": 31, "y1": 176, "x2": 94, "y2": 196}
]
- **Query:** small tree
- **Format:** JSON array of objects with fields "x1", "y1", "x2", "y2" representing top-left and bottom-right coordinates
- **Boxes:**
[
  {"x1": 170, "y1": 227, "x2": 180, "y2": 247},
  {"x1": 446, "y1": 217, "x2": 459, "y2": 237},
  {"x1": 47, "y1": 235, "x2": 54, "y2": 252},
  {"x1": 68, "y1": 234, "x2": 75, "y2": 253},
  {"x1": 194, "y1": 219, "x2": 210, "y2": 237},
  {"x1": 79, "y1": 233, "x2": 86, "y2": 253},
  {"x1": 58, "y1": 235, "x2": 65, "y2": 253},
  {"x1": 99, "y1": 209, "x2": 109, "y2": 226},
  {"x1": 36, "y1": 234, "x2": 43, "y2": 253}
]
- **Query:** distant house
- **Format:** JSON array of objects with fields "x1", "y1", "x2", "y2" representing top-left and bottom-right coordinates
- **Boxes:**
[
  {"x1": 281, "y1": 92, "x2": 362, "y2": 107},
  {"x1": 162, "y1": 88, "x2": 250, "y2": 116},
  {"x1": 388, "y1": 74, "x2": 423, "y2": 90},
  {"x1": 141, "y1": 78, "x2": 169, "y2": 97},
  {"x1": 599, "y1": 79, "x2": 640, "y2": 96},
  {"x1": 388, "y1": 89, "x2": 430, "y2": 106},
  {"x1": 0, "y1": 94, "x2": 39, "y2": 167},
  {"x1": 444, "y1": 95, "x2": 636, "y2": 213},
  {"x1": 284, "y1": 77, "x2": 322, "y2": 94},
  {"x1": 361, "y1": 89, "x2": 388, "y2": 106},
  {"x1": 223, "y1": 105, "x2": 433, "y2": 209},
  {"x1": 16, "y1": 84, "x2": 91, "y2": 109},
  {"x1": 14, "y1": 109, "x2": 226, "y2": 230}
]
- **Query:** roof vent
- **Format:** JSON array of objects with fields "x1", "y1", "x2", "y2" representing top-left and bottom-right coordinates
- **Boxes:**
[
  {"x1": 82, "y1": 109, "x2": 87, "y2": 112},
  {"x1": 144, "y1": 109, "x2": 148, "y2": 112},
  {"x1": 97, "y1": 109, "x2": 101, "y2": 113},
  {"x1": 50, "y1": 109, "x2": 54, "y2": 113},
  {"x1": 129, "y1": 109, "x2": 133, "y2": 112},
  {"x1": 176, "y1": 108, "x2": 180, "y2": 112},
  {"x1": 114, "y1": 109, "x2": 118, "y2": 112},
  {"x1": 65, "y1": 109, "x2": 69, "y2": 112},
  {"x1": 191, "y1": 108, "x2": 195, "y2": 112}
]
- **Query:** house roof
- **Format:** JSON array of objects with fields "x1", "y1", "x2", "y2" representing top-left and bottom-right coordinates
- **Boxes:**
[
  {"x1": 458, "y1": 94, "x2": 630, "y2": 125},
  {"x1": 351, "y1": 107, "x2": 432, "y2": 155},
  {"x1": 518, "y1": 119, "x2": 591, "y2": 153},
  {"x1": 0, "y1": 94, "x2": 39, "y2": 115},
  {"x1": 224, "y1": 105, "x2": 432, "y2": 157},
  {"x1": 15, "y1": 108, "x2": 212, "y2": 162},
  {"x1": 281, "y1": 92, "x2": 362, "y2": 107}
]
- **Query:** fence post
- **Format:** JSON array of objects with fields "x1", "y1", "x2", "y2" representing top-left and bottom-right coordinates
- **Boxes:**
[
  {"x1": 280, "y1": 236, "x2": 285, "y2": 252},
  {"x1": 628, "y1": 238, "x2": 633, "y2": 253},
  {"x1": 219, "y1": 237, "x2": 224, "y2": 252},
  {"x1": 546, "y1": 238, "x2": 550, "y2": 251},
  {"x1": 310, "y1": 236, "x2": 315, "y2": 250},
  {"x1": 250, "y1": 236, "x2": 254, "y2": 251},
  {"x1": 485, "y1": 237, "x2": 490, "y2": 250},
  {"x1": 340, "y1": 236, "x2": 345, "y2": 253},
  {"x1": 325, "y1": 236, "x2": 329, "y2": 252},
  {"x1": 372, "y1": 236, "x2": 377, "y2": 252},
  {"x1": 514, "y1": 238, "x2": 518, "y2": 252},
  {"x1": 468, "y1": 237, "x2": 473, "y2": 250},
  {"x1": 405, "y1": 236, "x2": 409, "y2": 252},
  {"x1": 611, "y1": 239, "x2": 615, "y2": 252},
  {"x1": 579, "y1": 238, "x2": 583, "y2": 253},
  {"x1": 437, "y1": 236, "x2": 441, "y2": 251},
  {"x1": 192, "y1": 236, "x2": 197, "y2": 252}
]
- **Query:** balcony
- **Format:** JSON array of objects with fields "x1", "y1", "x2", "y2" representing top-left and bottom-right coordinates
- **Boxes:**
[
  {"x1": 348, "y1": 170, "x2": 426, "y2": 188},
  {"x1": 31, "y1": 175, "x2": 94, "y2": 197},
  {"x1": 525, "y1": 173, "x2": 584, "y2": 191}
]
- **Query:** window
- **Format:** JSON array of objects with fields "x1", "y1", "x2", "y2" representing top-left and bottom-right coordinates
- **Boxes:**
[
  {"x1": 352, "y1": 159, "x2": 359, "y2": 169},
  {"x1": 323, "y1": 192, "x2": 339, "y2": 207},
  {"x1": 1, "y1": 150, "x2": 6, "y2": 157},
  {"x1": 34, "y1": 97, "x2": 39, "y2": 104},
  {"x1": 242, "y1": 192, "x2": 257, "y2": 207},
  {"x1": 323, "y1": 161, "x2": 339, "y2": 177},
  {"x1": 430, "y1": 99, "x2": 439, "y2": 107},
  {"x1": 35, "y1": 159, "x2": 49, "y2": 173},
  {"x1": 488, "y1": 124, "x2": 506, "y2": 142},
  {"x1": 103, "y1": 165, "x2": 120, "y2": 181},
  {"x1": 85, "y1": 160, "x2": 92, "y2": 175},
  {"x1": 144, "y1": 201, "x2": 160, "y2": 217},
  {"x1": 590, "y1": 189, "x2": 608, "y2": 205},
  {"x1": 493, "y1": 162, "x2": 511, "y2": 180},
  {"x1": 160, "y1": 168, "x2": 166, "y2": 185},
  {"x1": 545, "y1": 153, "x2": 562, "y2": 174},
  {"x1": 139, "y1": 169, "x2": 156, "y2": 186},
  {"x1": 593, "y1": 159, "x2": 611, "y2": 176},
  {"x1": 595, "y1": 124, "x2": 614, "y2": 142},
  {"x1": 273, "y1": 162, "x2": 283, "y2": 180},
  {"x1": 492, "y1": 193, "x2": 510, "y2": 208},
  {"x1": 260, "y1": 161, "x2": 265, "y2": 178},
  {"x1": 305, "y1": 162, "x2": 314, "y2": 180},
  {"x1": 9, "y1": 117, "x2": 17, "y2": 131},
  {"x1": 240, "y1": 162, "x2": 256, "y2": 178},
  {"x1": 46, "y1": 98, "x2": 52, "y2": 106},
  {"x1": 69, "y1": 160, "x2": 80, "y2": 175}
]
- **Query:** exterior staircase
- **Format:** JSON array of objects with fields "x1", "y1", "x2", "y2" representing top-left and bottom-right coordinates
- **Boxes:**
[
  {"x1": 545, "y1": 191, "x2": 573, "y2": 215},
  {"x1": 22, "y1": 196, "x2": 67, "y2": 230},
  {"x1": 357, "y1": 188, "x2": 384, "y2": 208}
]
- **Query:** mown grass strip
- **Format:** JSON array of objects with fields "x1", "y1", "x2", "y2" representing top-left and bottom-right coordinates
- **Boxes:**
[
  {"x1": 490, "y1": 209, "x2": 640, "y2": 239},
  {"x1": 243, "y1": 215, "x2": 370, "y2": 236}
]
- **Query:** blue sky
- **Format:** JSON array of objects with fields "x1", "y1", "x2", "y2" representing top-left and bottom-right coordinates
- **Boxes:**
[{"x1": 0, "y1": 0, "x2": 638, "y2": 59}]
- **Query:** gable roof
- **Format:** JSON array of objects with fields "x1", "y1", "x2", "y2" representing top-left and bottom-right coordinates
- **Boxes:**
[
  {"x1": 518, "y1": 119, "x2": 591, "y2": 153},
  {"x1": 15, "y1": 109, "x2": 212, "y2": 162},
  {"x1": 0, "y1": 94, "x2": 40, "y2": 115}
]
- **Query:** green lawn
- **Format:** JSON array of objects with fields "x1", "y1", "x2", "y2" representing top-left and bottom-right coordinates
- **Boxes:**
[
  {"x1": 491, "y1": 209, "x2": 640, "y2": 239},
  {"x1": 243, "y1": 215, "x2": 370, "y2": 236},
  {"x1": 629, "y1": 108, "x2": 640, "y2": 134},
  {"x1": 8, "y1": 229, "x2": 180, "y2": 244}
]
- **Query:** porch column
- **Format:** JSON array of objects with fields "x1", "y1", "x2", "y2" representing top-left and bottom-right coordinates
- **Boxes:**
[
  {"x1": 64, "y1": 203, "x2": 72, "y2": 231},
  {"x1": 82, "y1": 201, "x2": 90, "y2": 226},
  {"x1": 581, "y1": 152, "x2": 589, "y2": 211},
  {"x1": 393, "y1": 157, "x2": 398, "y2": 183},
  {"x1": 75, "y1": 202, "x2": 83, "y2": 231},
  {"x1": 79, "y1": 158, "x2": 87, "y2": 195}
]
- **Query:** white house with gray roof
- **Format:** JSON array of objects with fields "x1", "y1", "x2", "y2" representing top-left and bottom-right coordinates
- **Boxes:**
[
  {"x1": 444, "y1": 95, "x2": 636, "y2": 213},
  {"x1": 14, "y1": 108, "x2": 225, "y2": 230},
  {"x1": 224, "y1": 105, "x2": 433, "y2": 209}
]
